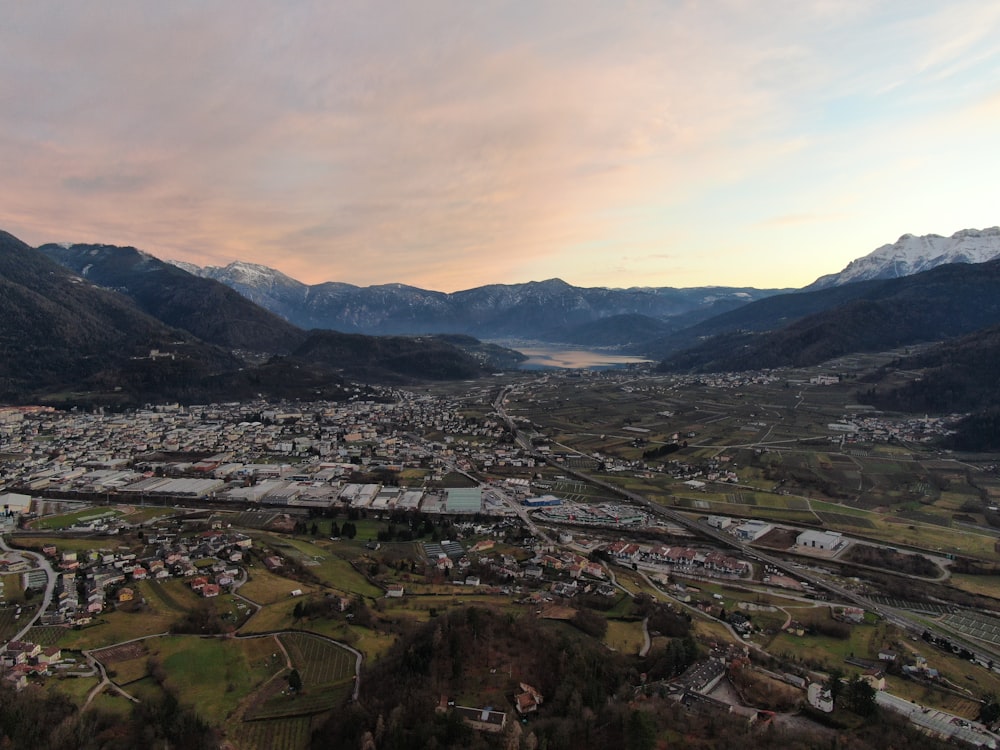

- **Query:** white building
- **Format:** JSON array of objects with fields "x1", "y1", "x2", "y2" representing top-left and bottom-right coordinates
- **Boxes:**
[
  {"x1": 733, "y1": 520, "x2": 772, "y2": 541},
  {"x1": 796, "y1": 529, "x2": 843, "y2": 551},
  {"x1": 707, "y1": 515, "x2": 732, "y2": 530}
]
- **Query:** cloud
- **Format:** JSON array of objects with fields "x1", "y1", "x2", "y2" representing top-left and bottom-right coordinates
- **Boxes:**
[{"x1": 1, "y1": 1, "x2": 998, "y2": 290}]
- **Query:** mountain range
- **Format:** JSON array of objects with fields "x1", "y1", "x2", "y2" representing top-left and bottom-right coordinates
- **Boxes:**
[
  {"x1": 0, "y1": 230, "x2": 239, "y2": 404},
  {"x1": 0, "y1": 231, "x2": 503, "y2": 405},
  {"x1": 173, "y1": 258, "x2": 788, "y2": 341},
  {"x1": 656, "y1": 258, "x2": 1000, "y2": 373},
  {"x1": 10, "y1": 223, "x2": 1000, "y2": 448},
  {"x1": 806, "y1": 227, "x2": 1000, "y2": 289}
]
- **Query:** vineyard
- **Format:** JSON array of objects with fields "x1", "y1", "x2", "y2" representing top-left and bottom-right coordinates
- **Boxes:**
[
  {"x1": 279, "y1": 632, "x2": 356, "y2": 687},
  {"x1": 24, "y1": 625, "x2": 67, "y2": 647},
  {"x1": 238, "y1": 633, "x2": 357, "y2": 725},
  {"x1": 230, "y1": 716, "x2": 313, "y2": 750}
]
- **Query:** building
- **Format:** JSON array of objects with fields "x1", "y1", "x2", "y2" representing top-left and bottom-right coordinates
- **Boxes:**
[
  {"x1": 453, "y1": 706, "x2": 507, "y2": 733},
  {"x1": 523, "y1": 494, "x2": 561, "y2": 508},
  {"x1": 734, "y1": 520, "x2": 772, "y2": 542},
  {"x1": 796, "y1": 530, "x2": 843, "y2": 551},
  {"x1": 386, "y1": 584, "x2": 404, "y2": 598},
  {"x1": 446, "y1": 487, "x2": 482, "y2": 514},
  {"x1": 514, "y1": 683, "x2": 544, "y2": 715}
]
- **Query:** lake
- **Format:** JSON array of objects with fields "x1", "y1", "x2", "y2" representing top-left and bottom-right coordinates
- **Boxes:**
[{"x1": 512, "y1": 345, "x2": 654, "y2": 370}]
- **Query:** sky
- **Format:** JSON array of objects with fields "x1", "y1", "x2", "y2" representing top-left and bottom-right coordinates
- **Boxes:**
[{"x1": 2, "y1": 1, "x2": 999, "y2": 292}]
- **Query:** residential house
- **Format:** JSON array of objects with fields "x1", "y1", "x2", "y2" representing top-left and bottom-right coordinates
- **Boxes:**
[{"x1": 514, "y1": 683, "x2": 544, "y2": 715}]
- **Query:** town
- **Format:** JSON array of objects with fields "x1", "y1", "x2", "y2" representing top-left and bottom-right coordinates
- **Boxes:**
[{"x1": 2, "y1": 367, "x2": 1000, "y2": 749}]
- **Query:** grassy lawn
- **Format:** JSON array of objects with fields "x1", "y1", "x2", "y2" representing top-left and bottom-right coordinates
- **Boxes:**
[
  {"x1": 242, "y1": 597, "x2": 301, "y2": 634},
  {"x1": 57, "y1": 586, "x2": 187, "y2": 650},
  {"x1": 59, "y1": 607, "x2": 176, "y2": 650},
  {"x1": 240, "y1": 566, "x2": 319, "y2": 605},
  {"x1": 148, "y1": 635, "x2": 282, "y2": 722},
  {"x1": 691, "y1": 618, "x2": 738, "y2": 645},
  {"x1": 350, "y1": 626, "x2": 396, "y2": 662},
  {"x1": 765, "y1": 624, "x2": 879, "y2": 672},
  {"x1": 1, "y1": 572, "x2": 26, "y2": 603},
  {"x1": 948, "y1": 574, "x2": 1000, "y2": 600},
  {"x1": 252, "y1": 534, "x2": 383, "y2": 598},
  {"x1": 605, "y1": 619, "x2": 645, "y2": 655},
  {"x1": 89, "y1": 688, "x2": 135, "y2": 716},
  {"x1": 44, "y1": 674, "x2": 102, "y2": 706},
  {"x1": 11, "y1": 535, "x2": 126, "y2": 555}
]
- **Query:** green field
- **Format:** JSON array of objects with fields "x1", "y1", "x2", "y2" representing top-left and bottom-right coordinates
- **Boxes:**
[
  {"x1": 149, "y1": 635, "x2": 284, "y2": 722},
  {"x1": 30, "y1": 506, "x2": 124, "y2": 530}
]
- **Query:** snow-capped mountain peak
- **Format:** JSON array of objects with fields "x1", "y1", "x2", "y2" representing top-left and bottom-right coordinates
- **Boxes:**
[{"x1": 808, "y1": 227, "x2": 1000, "y2": 289}]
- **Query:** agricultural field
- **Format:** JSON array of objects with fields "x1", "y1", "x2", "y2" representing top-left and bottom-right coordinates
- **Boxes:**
[
  {"x1": 228, "y1": 716, "x2": 315, "y2": 750},
  {"x1": 252, "y1": 534, "x2": 384, "y2": 599},
  {"x1": 24, "y1": 625, "x2": 69, "y2": 646},
  {"x1": 0, "y1": 606, "x2": 22, "y2": 642},
  {"x1": 1, "y1": 572, "x2": 26, "y2": 603},
  {"x1": 278, "y1": 631, "x2": 357, "y2": 688},
  {"x1": 940, "y1": 611, "x2": 1000, "y2": 648}
]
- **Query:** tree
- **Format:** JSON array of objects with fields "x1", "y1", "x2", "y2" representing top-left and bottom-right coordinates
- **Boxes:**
[
  {"x1": 289, "y1": 668, "x2": 303, "y2": 692},
  {"x1": 844, "y1": 674, "x2": 877, "y2": 717},
  {"x1": 626, "y1": 709, "x2": 656, "y2": 750},
  {"x1": 826, "y1": 666, "x2": 844, "y2": 705},
  {"x1": 980, "y1": 693, "x2": 1000, "y2": 724}
]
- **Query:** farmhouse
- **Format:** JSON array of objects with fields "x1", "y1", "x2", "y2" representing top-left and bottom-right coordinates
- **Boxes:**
[
  {"x1": 386, "y1": 583, "x2": 404, "y2": 598},
  {"x1": 514, "y1": 683, "x2": 544, "y2": 715}
]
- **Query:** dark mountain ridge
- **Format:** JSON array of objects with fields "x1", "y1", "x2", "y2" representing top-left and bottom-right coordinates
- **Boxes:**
[
  {"x1": 0, "y1": 230, "x2": 505, "y2": 405},
  {"x1": 859, "y1": 324, "x2": 1000, "y2": 451},
  {"x1": 658, "y1": 259, "x2": 1000, "y2": 373},
  {"x1": 40, "y1": 243, "x2": 306, "y2": 353},
  {"x1": 0, "y1": 230, "x2": 239, "y2": 401}
]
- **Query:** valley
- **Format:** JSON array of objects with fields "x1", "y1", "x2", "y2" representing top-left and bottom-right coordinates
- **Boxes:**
[{"x1": 3, "y1": 355, "x2": 1000, "y2": 749}]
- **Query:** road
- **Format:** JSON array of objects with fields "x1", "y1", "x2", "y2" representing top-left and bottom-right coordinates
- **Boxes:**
[
  {"x1": 876, "y1": 690, "x2": 999, "y2": 748},
  {"x1": 0, "y1": 534, "x2": 57, "y2": 642}
]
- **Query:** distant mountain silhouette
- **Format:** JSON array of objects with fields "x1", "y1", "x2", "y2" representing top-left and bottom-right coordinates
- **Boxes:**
[{"x1": 179, "y1": 258, "x2": 786, "y2": 342}]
